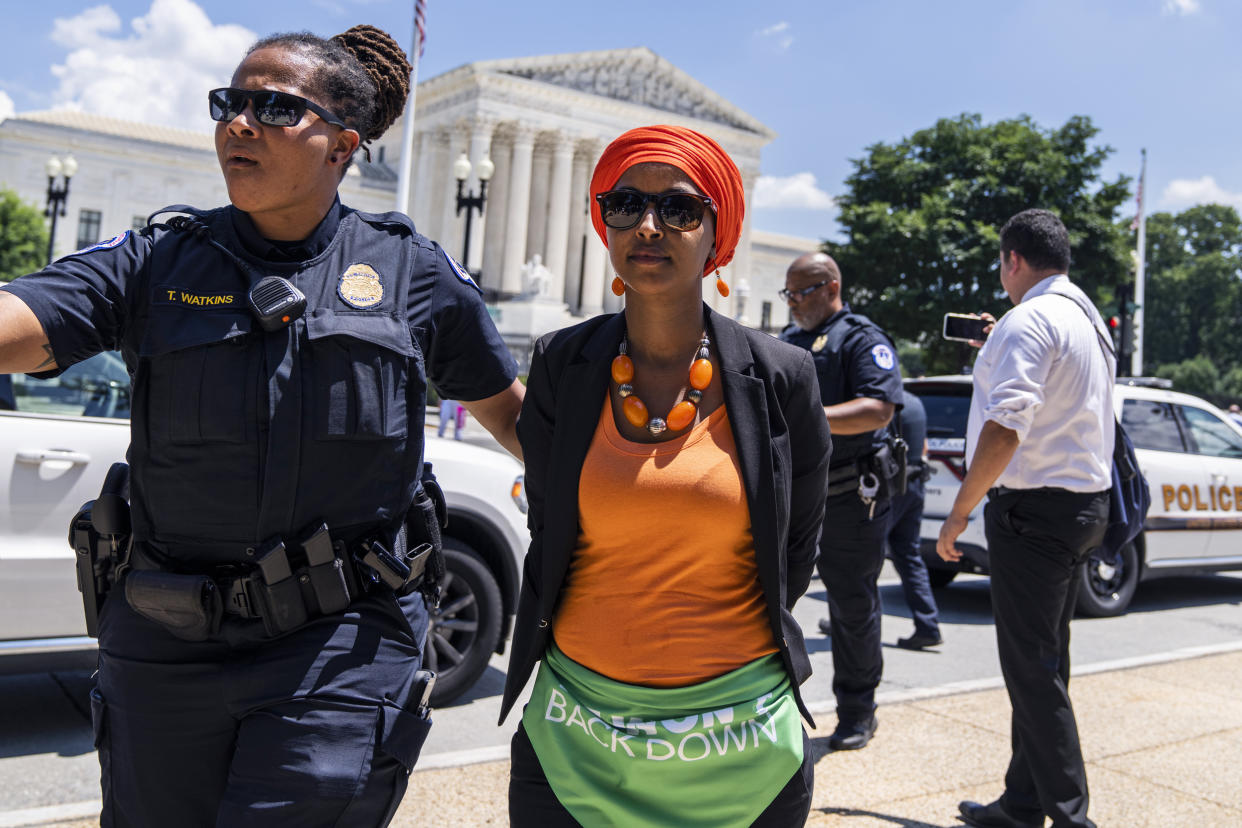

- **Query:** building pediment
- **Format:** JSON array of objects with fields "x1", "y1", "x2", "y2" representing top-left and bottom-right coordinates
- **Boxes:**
[{"x1": 469, "y1": 48, "x2": 773, "y2": 138}]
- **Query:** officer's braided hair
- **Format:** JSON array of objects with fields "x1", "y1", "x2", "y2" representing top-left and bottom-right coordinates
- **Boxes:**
[{"x1": 247, "y1": 25, "x2": 411, "y2": 168}]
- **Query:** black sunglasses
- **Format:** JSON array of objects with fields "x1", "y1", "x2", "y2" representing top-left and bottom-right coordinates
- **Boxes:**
[
  {"x1": 208, "y1": 87, "x2": 350, "y2": 130},
  {"x1": 595, "y1": 189, "x2": 715, "y2": 232},
  {"x1": 778, "y1": 281, "x2": 827, "y2": 303}
]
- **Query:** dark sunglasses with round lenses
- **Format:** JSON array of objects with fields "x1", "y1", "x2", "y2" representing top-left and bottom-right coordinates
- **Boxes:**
[
  {"x1": 208, "y1": 87, "x2": 349, "y2": 130},
  {"x1": 595, "y1": 189, "x2": 715, "y2": 232}
]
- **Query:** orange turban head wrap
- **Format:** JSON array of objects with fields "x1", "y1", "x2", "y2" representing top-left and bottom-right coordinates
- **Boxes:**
[{"x1": 589, "y1": 125, "x2": 745, "y2": 277}]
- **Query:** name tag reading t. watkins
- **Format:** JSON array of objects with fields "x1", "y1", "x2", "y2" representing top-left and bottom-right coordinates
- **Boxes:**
[{"x1": 154, "y1": 289, "x2": 244, "y2": 309}]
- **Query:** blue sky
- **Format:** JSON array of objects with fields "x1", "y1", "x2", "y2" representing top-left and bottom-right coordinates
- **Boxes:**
[{"x1": 0, "y1": 0, "x2": 1236, "y2": 241}]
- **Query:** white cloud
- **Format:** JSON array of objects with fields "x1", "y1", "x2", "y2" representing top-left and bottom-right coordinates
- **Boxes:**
[
  {"x1": 48, "y1": 0, "x2": 254, "y2": 133},
  {"x1": 0, "y1": 90, "x2": 14, "y2": 122},
  {"x1": 755, "y1": 21, "x2": 793, "y2": 52},
  {"x1": 754, "y1": 173, "x2": 835, "y2": 210},
  {"x1": 1162, "y1": 0, "x2": 1201, "y2": 15},
  {"x1": 1161, "y1": 176, "x2": 1242, "y2": 211}
]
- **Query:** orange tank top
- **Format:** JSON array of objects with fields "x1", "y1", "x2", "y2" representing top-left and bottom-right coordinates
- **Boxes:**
[{"x1": 553, "y1": 399, "x2": 778, "y2": 687}]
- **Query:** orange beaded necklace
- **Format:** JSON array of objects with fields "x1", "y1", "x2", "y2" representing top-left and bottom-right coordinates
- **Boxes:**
[{"x1": 611, "y1": 332, "x2": 713, "y2": 436}]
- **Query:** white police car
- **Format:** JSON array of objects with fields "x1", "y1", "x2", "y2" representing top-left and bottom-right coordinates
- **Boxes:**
[
  {"x1": 0, "y1": 352, "x2": 530, "y2": 705},
  {"x1": 908, "y1": 375, "x2": 1242, "y2": 616}
]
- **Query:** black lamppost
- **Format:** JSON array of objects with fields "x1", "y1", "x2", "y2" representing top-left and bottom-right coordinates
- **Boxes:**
[
  {"x1": 453, "y1": 152, "x2": 494, "y2": 272},
  {"x1": 44, "y1": 154, "x2": 78, "y2": 265}
]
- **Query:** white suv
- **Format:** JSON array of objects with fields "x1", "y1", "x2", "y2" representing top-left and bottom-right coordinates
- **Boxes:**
[
  {"x1": 908, "y1": 375, "x2": 1242, "y2": 616},
  {"x1": 0, "y1": 352, "x2": 529, "y2": 705}
]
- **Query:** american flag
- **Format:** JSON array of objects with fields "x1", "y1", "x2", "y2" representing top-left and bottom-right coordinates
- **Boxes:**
[{"x1": 415, "y1": 0, "x2": 427, "y2": 57}]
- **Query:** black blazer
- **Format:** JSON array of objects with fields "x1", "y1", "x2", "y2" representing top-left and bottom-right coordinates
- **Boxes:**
[{"x1": 499, "y1": 305, "x2": 832, "y2": 725}]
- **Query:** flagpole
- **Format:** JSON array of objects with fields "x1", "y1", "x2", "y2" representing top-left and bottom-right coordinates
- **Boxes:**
[
  {"x1": 1131, "y1": 148, "x2": 1147, "y2": 377},
  {"x1": 394, "y1": 1, "x2": 425, "y2": 216}
]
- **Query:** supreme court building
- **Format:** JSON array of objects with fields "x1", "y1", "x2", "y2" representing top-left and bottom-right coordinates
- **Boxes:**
[{"x1": 0, "y1": 47, "x2": 818, "y2": 363}]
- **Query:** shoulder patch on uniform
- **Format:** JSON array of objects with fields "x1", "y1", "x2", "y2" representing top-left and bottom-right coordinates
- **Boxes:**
[
  {"x1": 338, "y1": 263, "x2": 385, "y2": 309},
  {"x1": 811, "y1": 334, "x2": 829, "y2": 352},
  {"x1": 70, "y1": 231, "x2": 130, "y2": 257},
  {"x1": 443, "y1": 249, "x2": 479, "y2": 290},
  {"x1": 871, "y1": 343, "x2": 896, "y2": 370}
]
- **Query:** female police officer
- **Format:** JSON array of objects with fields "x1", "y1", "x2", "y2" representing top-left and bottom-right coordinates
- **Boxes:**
[{"x1": 0, "y1": 25, "x2": 523, "y2": 827}]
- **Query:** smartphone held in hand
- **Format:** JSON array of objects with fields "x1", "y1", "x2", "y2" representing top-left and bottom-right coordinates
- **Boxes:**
[{"x1": 942, "y1": 313, "x2": 990, "y2": 343}]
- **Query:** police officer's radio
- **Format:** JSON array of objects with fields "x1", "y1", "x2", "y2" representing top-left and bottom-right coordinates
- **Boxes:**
[
  {"x1": 248, "y1": 276, "x2": 307, "y2": 332},
  {"x1": 156, "y1": 208, "x2": 307, "y2": 331}
]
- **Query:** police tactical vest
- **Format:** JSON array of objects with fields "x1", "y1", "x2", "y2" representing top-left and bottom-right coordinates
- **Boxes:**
[
  {"x1": 789, "y1": 310, "x2": 899, "y2": 468},
  {"x1": 122, "y1": 205, "x2": 431, "y2": 556}
]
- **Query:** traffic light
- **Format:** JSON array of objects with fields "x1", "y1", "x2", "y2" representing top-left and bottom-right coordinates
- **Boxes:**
[
  {"x1": 1118, "y1": 313, "x2": 1135, "y2": 374},
  {"x1": 1108, "y1": 315, "x2": 1121, "y2": 352}
]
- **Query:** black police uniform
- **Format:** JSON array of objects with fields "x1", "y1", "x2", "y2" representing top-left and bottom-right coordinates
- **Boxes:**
[
  {"x1": 1, "y1": 197, "x2": 516, "y2": 826},
  {"x1": 780, "y1": 304, "x2": 902, "y2": 727},
  {"x1": 888, "y1": 389, "x2": 940, "y2": 642}
]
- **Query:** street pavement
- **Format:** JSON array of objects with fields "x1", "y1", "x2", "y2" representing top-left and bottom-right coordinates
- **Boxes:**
[
  {"x1": 8, "y1": 644, "x2": 1242, "y2": 827},
  {"x1": 392, "y1": 646, "x2": 1242, "y2": 827}
]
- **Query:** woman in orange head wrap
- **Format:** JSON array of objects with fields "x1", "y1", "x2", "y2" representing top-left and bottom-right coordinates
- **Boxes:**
[{"x1": 502, "y1": 126, "x2": 831, "y2": 827}]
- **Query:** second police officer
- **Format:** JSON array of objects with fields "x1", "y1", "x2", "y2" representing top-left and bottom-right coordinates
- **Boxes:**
[
  {"x1": 779, "y1": 251, "x2": 904, "y2": 752},
  {"x1": 0, "y1": 25, "x2": 524, "y2": 827}
]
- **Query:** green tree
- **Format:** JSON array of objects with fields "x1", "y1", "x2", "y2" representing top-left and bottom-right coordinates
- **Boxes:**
[
  {"x1": 1155, "y1": 354, "x2": 1221, "y2": 400},
  {"x1": 895, "y1": 339, "x2": 927, "y2": 379},
  {"x1": 826, "y1": 114, "x2": 1131, "y2": 374},
  {"x1": 0, "y1": 188, "x2": 48, "y2": 282},
  {"x1": 1141, "y1": 204, "x2": 1242, "y2": 373},
  {"x1": 1219, "y1": 365, "x2": 1242, "y2": 401}
]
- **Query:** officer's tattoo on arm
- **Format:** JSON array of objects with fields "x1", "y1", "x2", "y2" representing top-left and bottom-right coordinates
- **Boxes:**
[{"x1": 34, "y1": 344, "x2": 55, "y2": 370}]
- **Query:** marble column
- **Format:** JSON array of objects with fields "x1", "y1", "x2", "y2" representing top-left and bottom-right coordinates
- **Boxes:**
[
  {"x1": 602, "y1": 272, "x2": 623, "y2": 314},
  {"x1": 422, "y1": 128, "x2": 452, "y2": 243},
  {"x1": 564, "y1": 146, "x2": 590, "y2": 311},
  {"x1": 411, "y1": 130, "x2": 435, "y2": 231},
  {"x1": 542, "y1": 133, "x2": 575, "y2": 304},
  {"x1": 464, "y1": 117, "x2": 496, "y2": 274},
  {"x1": 501, "y1": 125, "x2": 536, "y2": 295},
  {"x1": 731, "y1": 169, "x2": 758, "y2": 323},
  {"x1": 480, "y1": 128, "x2": 512, "y2": 294},
  {"x1": 579, "y1": 142, "x2": 609, "y2": 316},
  {"x1": 525, "y1": 138, "x2": 552, "y2": 267},
  {"x1": 439, "y1": 123, "x2": 467, "y2": 260}
]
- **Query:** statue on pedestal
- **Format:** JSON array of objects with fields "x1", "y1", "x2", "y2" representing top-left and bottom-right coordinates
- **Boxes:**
[{"x1": 520, "y1": 254, "x2": 554, "y2": 300}]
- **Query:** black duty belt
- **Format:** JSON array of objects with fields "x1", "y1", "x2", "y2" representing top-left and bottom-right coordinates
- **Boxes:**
[
  {"x1": 124, "y1": 523, "x2": 434, "y2": 641},
  {"x1": 826, "y1": 463, "x2": 863, "y2": 498}
]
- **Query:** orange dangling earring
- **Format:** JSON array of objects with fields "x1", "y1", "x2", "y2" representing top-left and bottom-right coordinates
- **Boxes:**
[
  {"x1": 612, "y1": 276, "x2": 625, "y2": 296},
  {"x1": 715, "y1": 271, "x2": 730, "y2": 298}
]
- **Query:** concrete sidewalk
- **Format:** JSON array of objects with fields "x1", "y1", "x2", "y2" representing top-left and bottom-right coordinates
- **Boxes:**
[
  {"x1": 27, "y1": 648, "x2": 1242, "y2": 827},
  {"x1": 392, "y1": 648, "x2": 1242, "y2": 827}
]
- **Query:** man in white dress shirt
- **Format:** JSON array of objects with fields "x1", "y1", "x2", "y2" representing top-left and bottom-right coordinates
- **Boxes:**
[{"x1": 938, "y1": 209, "x2": 1113, "y2": 828}]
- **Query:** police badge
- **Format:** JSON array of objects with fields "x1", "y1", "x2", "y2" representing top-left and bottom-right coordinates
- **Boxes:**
[
  {"x1": 338, "y1": 263, "x2": 384, "y2": 309},
  {"x1": 812, "y1": 334, "x2": 829, "y2": 352}
]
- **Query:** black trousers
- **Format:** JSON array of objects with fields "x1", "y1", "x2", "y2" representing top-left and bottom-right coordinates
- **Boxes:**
[
  {"x1": 509, "y1": 723, "x2": 815, "y2": 827},
  {"x1": 94, "y1": 587, "x2": 431, "y2": 827},
  {"x1": 885, "y1": 477, "x2": 940, "y2": 639},
  {"x1": 984, "y1": 487, "x2": 1108, "y2": 828},
  {"x1": 818, "y1": 492, "x2": 890, "y2": 723}
]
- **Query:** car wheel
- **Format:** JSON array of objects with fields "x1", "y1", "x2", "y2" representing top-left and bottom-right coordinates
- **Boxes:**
[
  {"x1": 1075, "y1": 540, "x2": 1139, "y2": 617},
  {"x1": 425, "y1": 539, "x2": 503, "y2": 706},
  {"x1": 928, "y1": 568, "x2": 958, "y2": 588}
]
